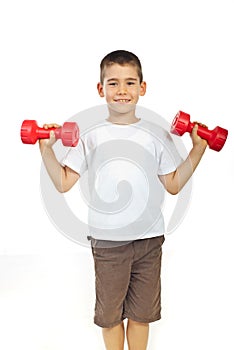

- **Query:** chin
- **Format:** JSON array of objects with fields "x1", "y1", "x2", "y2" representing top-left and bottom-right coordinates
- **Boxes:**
[{"x1": 108, "y1": 102, "x2": 136, "y2": 114}]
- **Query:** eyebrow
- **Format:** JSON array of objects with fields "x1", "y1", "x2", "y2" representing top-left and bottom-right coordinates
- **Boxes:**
[{"x1": 106, "y1": 77, "x2": 138, "y2": 82}]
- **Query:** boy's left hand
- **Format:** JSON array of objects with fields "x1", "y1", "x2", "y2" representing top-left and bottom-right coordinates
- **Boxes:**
[{"x1": 191, "y1": 122, "x2": 208, "y2": 150}]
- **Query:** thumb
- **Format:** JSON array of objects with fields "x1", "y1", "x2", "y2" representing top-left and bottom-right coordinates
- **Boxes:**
[
  {"x1": 48, "y1": 130, "x2": 57, "y2": 145},
  {"x1": 192, "y1": 123, "x2": 198, "y2": 135}
]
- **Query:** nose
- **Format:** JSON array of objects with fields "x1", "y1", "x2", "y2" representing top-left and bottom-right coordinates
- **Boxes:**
[{"x1": 117, "y1": 83, "x2": 127, "y2": 95}]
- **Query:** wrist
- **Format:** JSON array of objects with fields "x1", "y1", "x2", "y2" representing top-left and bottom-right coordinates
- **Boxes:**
[
  {"x1": 192, "y1": 141, "x2": 207, "y2": 155},
  {"x1": 39, "y1": 140, "x2": 54, "y2": 154}
]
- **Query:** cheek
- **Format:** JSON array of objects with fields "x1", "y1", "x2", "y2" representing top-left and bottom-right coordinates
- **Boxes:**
[
  {"x1": 131, "y1": 88, "x2": 141, "y2": 98},
  {"x1": 105, "y1": 87, "x2": 116, "y2": 96}
]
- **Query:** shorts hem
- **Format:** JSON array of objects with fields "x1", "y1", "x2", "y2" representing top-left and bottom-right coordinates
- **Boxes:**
[
  {"x1": 94, "y1": 317, "x2": 126, "y2": 329},
  {"x1": 94, "y1": 314, "x2": 161, "y2": 328},
  {"x1": 123, "y1": 313, "x2": 161, "y2": 324}
]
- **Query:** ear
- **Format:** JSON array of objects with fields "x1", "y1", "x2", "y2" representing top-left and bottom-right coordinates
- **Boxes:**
[
  {"x1": 140, "y1": 81, "x2": 147, "y2": 96},
  {"x1": 97, "y1": 82, "x2": 105, "y2": 97}
]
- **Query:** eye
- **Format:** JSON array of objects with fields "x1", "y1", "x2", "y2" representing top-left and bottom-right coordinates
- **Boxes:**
[
  {"x1": 108, "y1": 82, "x2": 117, "y2": 86},
  {"x1": 127, "y1": 81, "x2": 135, "y2": 86}
]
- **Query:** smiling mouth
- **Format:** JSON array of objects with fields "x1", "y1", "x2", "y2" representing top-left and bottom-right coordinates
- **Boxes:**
[{"x1": 114, "y1": 99, "x2": 131, "y2": 103}]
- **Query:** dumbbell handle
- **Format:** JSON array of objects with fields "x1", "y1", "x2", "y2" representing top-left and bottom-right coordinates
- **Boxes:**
[
  {"x1": 34, "y1": 125, "x2": 63, "y2": 140},
  {"x1": 185, "y1": 121, "x2": 213, "y2": 139}
]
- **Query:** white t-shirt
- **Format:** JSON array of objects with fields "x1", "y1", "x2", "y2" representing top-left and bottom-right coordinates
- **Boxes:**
[{"x1": 61, "y1": 119, "x2": 183, "y2": 241}]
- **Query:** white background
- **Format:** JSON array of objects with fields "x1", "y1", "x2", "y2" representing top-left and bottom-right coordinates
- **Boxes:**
[{"x1": 0, "y1": 0, "x2": 233, "y2": 349}]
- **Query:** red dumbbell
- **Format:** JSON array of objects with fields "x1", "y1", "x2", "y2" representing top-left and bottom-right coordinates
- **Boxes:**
[
  {"x1": 170, "y1": 111, "x2": 228, "y2": 151},
  {"x1": 20, "y1": 120, "x2": 79, "y2": 147}
]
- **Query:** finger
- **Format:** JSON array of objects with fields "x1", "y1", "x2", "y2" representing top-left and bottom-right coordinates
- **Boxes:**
[
  {"x1": 42, "y1": 123, "x2": 61, "y2": 129},
  {"x1": 51, "y1": 123, "x2": 61, "y2": 128},
  {"x1": 192, "y1": 121, "x2": 208, "y2": 128}
]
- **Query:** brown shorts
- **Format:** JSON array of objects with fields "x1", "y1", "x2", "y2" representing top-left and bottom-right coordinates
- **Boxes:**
[{"x1": 91, "y1": 235, "x2": 165, "y2": 328}]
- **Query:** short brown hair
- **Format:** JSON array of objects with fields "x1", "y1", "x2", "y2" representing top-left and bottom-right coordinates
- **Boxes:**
[{"x1": 100, "y1": 50, "x2": 143, "y2": 84}]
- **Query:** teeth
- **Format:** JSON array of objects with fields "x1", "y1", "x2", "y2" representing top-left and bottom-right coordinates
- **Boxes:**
[{"x1": 117, "y1": 99, "x2": 129, "y2": 102}]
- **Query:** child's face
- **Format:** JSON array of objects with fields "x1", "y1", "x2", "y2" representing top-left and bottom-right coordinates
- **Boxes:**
[{"x1": 97, "y1": 63, "x2": 146, "y2": 114}]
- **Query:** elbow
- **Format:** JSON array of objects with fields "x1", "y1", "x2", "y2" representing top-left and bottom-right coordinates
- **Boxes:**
[
  {"x1": 57, "y1": 187, "x2": 66, "y2": 193},
  {"x1": 56, "y1": 186, "x2": 65, "y2": 193},
  {"x1": 166, "y1": 185, "x2": 180, "y2": 195},
  {"x1": 164, "y1": 178, "x2": 180, "y2": 195},
  {"x1": 168, "y1": 189, "x2": 179, "y2": 195},
  {"x1": 55, "y1": 183, "x2": 69, "y2": 193},
  {"x1": 159, "y1": 172, "x2": 180, "y2": 196},
  {"x1": 57, "y1": 186, "x2": 70, "y2": 193}
]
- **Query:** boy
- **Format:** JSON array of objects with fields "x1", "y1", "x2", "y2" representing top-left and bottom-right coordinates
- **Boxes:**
[{"x1": 39, "y1": 50, "x2": 207, "y2": 350}]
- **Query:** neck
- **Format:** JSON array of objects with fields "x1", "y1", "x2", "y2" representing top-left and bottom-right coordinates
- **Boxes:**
[{"x1": 107, "y1": 105, "x2": 140, "y2": 125}]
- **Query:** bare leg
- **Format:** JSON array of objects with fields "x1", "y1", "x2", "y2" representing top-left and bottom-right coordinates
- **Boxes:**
[
  {"x1": 102, "y1": 321, "x2": 125, "y2": 350},
  {"x1": 126, "y1": 319, "x2": 149, "y2": 350}
]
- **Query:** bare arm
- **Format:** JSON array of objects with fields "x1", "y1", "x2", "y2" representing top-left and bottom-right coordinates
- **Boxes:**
[
  {"x1": 39, "y1": 124, "x2": 80, "y2": 193},
  {"x1": 159, "y1": 124, "x2": 207, "y2": 195}
]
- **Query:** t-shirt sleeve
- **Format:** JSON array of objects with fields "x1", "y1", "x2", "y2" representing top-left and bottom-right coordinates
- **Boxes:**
[
  {"x1": 60, "y1": 138, "x2": 87, "y2": 176},
  {"x1": 157, "y1": 132, "x2": 183, "y2": 175}
]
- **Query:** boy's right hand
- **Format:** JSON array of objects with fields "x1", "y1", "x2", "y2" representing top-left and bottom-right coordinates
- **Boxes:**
[
  {"x1": 190, "y1": 122, "x2": 208, "y2": 152},
  {"x1": 39, "y1": 123, "x2": 61, "y2": 150}
]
